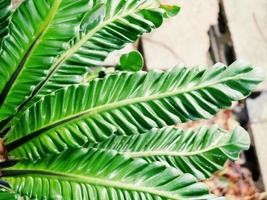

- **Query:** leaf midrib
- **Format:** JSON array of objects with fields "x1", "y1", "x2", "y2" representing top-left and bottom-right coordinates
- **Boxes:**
[
  {"x1": 124, "y1": 143, "x2": 231, "y2": 158},
  {"x1": 0, "y1": 0, "x2": 62, "y2": 107},
  {"x1": 18, "y1": 1, "x2": 157, "y2": 112},
  {"x1": 6, "y1": 73, "x2": 246, "y2": 149},
  {"x1": 3, "y1": 169, "x2": 182, "y2": 200}
]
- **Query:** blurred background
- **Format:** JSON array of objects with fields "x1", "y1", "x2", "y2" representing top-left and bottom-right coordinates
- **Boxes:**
[
  {"x1": 12, "y1": 0, "x2": 267, "y2": 199},
  {"x1": 106, "y1": 0, "x2": 267, "y2": 199}
]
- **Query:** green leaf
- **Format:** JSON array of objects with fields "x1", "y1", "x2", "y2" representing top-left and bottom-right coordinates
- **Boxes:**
[
  {"x1": 0, "y1": 0, "x2": 91, "y2": 121},
  {"x1": 160, "y1": 4, "x2": 181, "y2": 18},
  {"x1": 0, "y1": 0, "x2": 12, "y2": 46},
  {"x1": 118, "y1": 51, "x2": 144, "y2": 72},
  {"x1": 0, "y1": 0, "x2": 175, "y2": 122},
  {"x1": 90, "y1": 126, "x2": 250, "y2": 180},
  {"x1": 4, "y1": 61, "x2": 262, "y2": 160},
  {"x1": 0, "y1": 188, "x2": 17, "y2": 200},
  {"x1": 1, "y1": 148, "x2": 222, "y2": 200}
]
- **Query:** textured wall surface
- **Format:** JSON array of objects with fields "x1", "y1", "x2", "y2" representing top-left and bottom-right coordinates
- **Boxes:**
[
  {"x1": 142, "y1": 0, "x2": 219, "y2": 70},
  {"x1": 223, "y1": 0, "x2": 267, "y2": 91}
]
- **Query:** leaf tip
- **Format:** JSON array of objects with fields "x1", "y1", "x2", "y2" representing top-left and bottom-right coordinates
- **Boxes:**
[
  {"x1": 160, "y1": 4, "x2": 181, "y2": 18},
  {"x1": 232, "y1": 126, "x2": 251, "y2": 151},
  {"x1": 118, "y1": 51, "x2": 144, "y2": 72}
]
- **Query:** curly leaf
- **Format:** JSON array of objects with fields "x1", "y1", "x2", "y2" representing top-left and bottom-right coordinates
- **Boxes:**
[
  {"x1": 118, "y1": 51, "x2": 144, "y2": 71},
  {"x1": 1, "y1": 148, "x2": 222, "y2": 200},
  {"x1": 160, "y1": 4, "x2": 180, "y2": 18},
  {"x1": 4, "y1": 61, "x2": 262, "y2": 160},
  {"x1": 0, "y1": 0, "x2": 178, "y2": 122},
  {"x1": 91, "y1": 126, "x2": 250, "y2": 180}
]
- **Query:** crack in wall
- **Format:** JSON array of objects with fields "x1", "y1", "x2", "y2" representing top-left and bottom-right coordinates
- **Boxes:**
[
  {"x1": 207, "y1": 0, "x2": 265, "y2": 192},
  {"x1": 208, "y1": 0, "x2": 236, "y2": 65}
]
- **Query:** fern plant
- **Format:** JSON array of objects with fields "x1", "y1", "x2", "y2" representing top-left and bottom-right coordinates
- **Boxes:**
[{"x1": 0, "y1": 0, "x2": 263, "y2": 199}]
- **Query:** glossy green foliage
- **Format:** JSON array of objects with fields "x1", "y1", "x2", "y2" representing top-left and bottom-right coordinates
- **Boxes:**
[
  {"x1": 90, "y1": 126, "x2": 250, "y2": 180},
  {"x1": 0, "y1": 0, "x2": 11, "y2": 46},
  {"x1": 5, "y1": 61, "x2": 261, "y2": 160},
  {"x1": 0, "y1": 189, "x2": 17, "y2": 200},
  {"x1": 2, "y1": 149, "x2": 223, "y2": 200},
  {"x1": 118, "y1": 51, "x2": 144, "y2": 71},
  {"x1": 0, "y1": 0, "x2": 177, "y2": 122},
  {"x1": 160, "y1": 4, "x2": 181, "y2": 18},
  {"x1": 0, "y1": 0, "x2": 263, "y2": 199}
]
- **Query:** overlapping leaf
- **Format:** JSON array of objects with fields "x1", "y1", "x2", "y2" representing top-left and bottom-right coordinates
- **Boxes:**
[
  {"x1": 0, "y1": 0, "x2": 11, "y2": 46},
  {"x1": 0, "y1": 0, "x2": 92, "y2": 120},
  {"x1": 90, "y1": 126, "x2": 250, "y2": 180},
  {"x1": 0, "y1": 188, "x2": 17, "y2": 200},
  {"x1": 4, "y1": 61, "x2": 262, "y2": 160},
  {"x1": 0, "y1": 0, "x2": 178, "y2": 122},
  {"x1": 1, "y1": 148, "x2": 223, "y2": 200}
]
